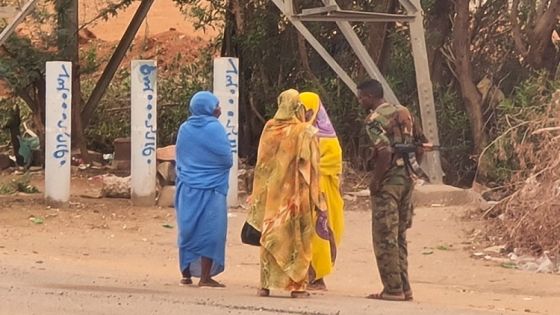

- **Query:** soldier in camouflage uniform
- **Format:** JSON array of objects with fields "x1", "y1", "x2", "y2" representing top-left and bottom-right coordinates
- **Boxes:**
[{"x1": 357, "y1": 79, "x2": 415, "y2": 301}]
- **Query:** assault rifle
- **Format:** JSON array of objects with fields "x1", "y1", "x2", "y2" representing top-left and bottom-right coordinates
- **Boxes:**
[
  {"x1": 393, "y1": 143, "x2": 440, "y2": 154},
  {"x1": 393, "y1": 143, "x2": 441, "y2": 182}
]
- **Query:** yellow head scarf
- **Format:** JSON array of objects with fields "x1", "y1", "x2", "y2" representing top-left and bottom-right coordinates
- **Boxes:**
[
  {"x1": 299, "y1": 92, "x2": 321, "y2": 123},
  {"x1": 274, "y1": 89, "x2": 304, "y2": 121}
]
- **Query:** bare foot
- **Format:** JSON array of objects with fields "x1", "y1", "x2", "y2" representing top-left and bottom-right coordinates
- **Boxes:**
[
  {"x1": 180, "y1": 277, "x2": 193, "y2": 286},
  {"x1": 198, "y1": 278, "x2": 226, "y2": 288},
  {"x1": 307, "y1": 279, "x2": 327, "y2": 291},
  {"x1": 290, "y1": 291, "x2": 310, "y2": 298},
  {"x1": 257, "y1": 288, "x2": 270, "y2": 297},
  {"x1": 404, "y1": 289, "x2": 413, "y2": 301},
  {"x1": 366, "y1": 291, "x2": 406, "y2": 301}
]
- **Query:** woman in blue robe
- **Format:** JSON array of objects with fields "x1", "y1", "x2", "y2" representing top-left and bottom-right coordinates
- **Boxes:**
[{"x1": 175, "y1": 91, "x2": 233, "y2": 287}]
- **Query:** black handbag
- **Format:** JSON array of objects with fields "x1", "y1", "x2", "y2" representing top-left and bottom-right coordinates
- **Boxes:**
[{"x1": 241, "y1": 222, "x2": 261, "y2": 246}]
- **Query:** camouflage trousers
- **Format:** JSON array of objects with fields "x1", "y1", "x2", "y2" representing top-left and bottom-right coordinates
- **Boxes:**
[{"x1": 370, "y1": 179, "x2": 414, "y2": 294}]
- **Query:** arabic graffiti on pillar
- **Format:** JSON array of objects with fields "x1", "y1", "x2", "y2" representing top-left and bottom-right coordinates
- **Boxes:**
[
  {"x1": 225, "y1": 58, "x2": 238, "y2": 153},
  {"x1": 140, "y1": 64, "x2": 157, "y2": 164},
  {"x1": 53, "y1": 64, "x2": 71, "y2": 166}
]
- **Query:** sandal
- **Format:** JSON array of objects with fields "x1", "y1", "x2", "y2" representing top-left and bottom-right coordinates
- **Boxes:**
[
  {"x1": 180, "y1": 277, "x2": 193, "y2": 285},
  {"x1": 307, "y1": 279, "x2": 327, "y2": 291},
  {"x1": 366, "y1": 291, "x2": 406, "y2": 301},
  {"x1": 198, "y1": 278, "x2": 226, "y2": 288},
  {"x1": 404, "y1": 290, "x2": 413, "y2": 301},
  {"x1": 290, "y1": 291, "x2": 310, "y2": 298},
  {"x1": 257, "y1": 288, "x2": 270, "y2": 297}
]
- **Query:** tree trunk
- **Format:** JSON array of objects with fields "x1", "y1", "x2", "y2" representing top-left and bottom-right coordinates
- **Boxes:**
[
  {"x1": 57, "y1": 0, "x2": 89, "y2": 163},
  {"x1": 72, "y1": 64, "x2": 90, "y2": 163},
  {"x1": 452, "y1": 0, "x2": 485, "y2": 155},
  {"x1": 222, "y1": 0, "x2": 257, "y2": 159},
  {"x1": 426, "y1": 0, "x2": 453, "y2": 84},
  {"x1": 364, "y1": 0, "x2": 396, "y2": 76},
  {"x1": 296, "y1": 33, "x2": 331, "y2": 99},
  {"x1": 511, "y1": 0, "x2": 560, "y2": 73},
  {"x1": 221, "y1": 0, "x2": 237, "y2": 57},
  {"x1": 6, "y1": 104, "x2": 23, "y2": 165},
  {"x1": 527, "y1": 2, "x2": 560, "y2": 73}
]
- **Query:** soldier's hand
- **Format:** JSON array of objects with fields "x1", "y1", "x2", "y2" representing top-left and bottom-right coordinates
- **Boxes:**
[{"x1": 407, "y1": 204, "x2": 414, "y2": 229}]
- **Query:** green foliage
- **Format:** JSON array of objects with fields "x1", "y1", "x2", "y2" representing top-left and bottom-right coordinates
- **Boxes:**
[
  {"x1": 480, "y1": 72, "x2": 560, "y2": 184},
  {"x1": 82, "y1": 47, "x2": 214, "y2": 153},
  {"x1": 173, "y1": 0, "x2": 226, "y2": 31},
  {"x1": 0, "y1": 35, "x2": 53, "y2": 93},
  {"x1": 79, "y1": 0, "x2": 135, "y2": 30},
  {"x1": 0, "y1": 100, "x2": 12, "y2": 145},
  {"x1": 81, "y1": 46, "x2": 100, "y2": 75},
  {"x1": 0, "y1": 0, "x2": 141, "y2": 145},
  {"x1": 82, "y1": 70, "x2": 132, "y2": 153},
  {"x1": 433, "y1": 85, "x2": 474, "y2": 186},
  {"x1": 497, "y1": 72, "x2": 560, "y2": 116},
  {"x1": 158, "y1": 47, "x2": 214, "y2": 145},
  {"x1": 0, "y1": 98, "x2": 33, "y2": 147},
  {"x1": 385, "y1": 28, "x2": 416, "y2": 106}
]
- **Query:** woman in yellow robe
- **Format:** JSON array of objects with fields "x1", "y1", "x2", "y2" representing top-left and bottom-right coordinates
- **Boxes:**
[
  {"x1": 300, "y1": 92, "x2": 345, "y2": 291},
  {"x1": 246, "y1": 89, "x2": 323, "y2": 298}
]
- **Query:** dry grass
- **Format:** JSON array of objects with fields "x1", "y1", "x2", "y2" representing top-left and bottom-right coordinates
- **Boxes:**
[{"x1": 481, "y1": 91, "x2": 560, "y2": 256}]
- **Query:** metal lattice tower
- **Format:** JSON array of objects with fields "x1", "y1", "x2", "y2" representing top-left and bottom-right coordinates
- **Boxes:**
[{"x1": 272, "y1": 0, "x2": 443, "y2": 183}]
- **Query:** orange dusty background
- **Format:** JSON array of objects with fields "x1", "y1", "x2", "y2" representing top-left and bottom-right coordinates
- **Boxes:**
[
  {"x1": 79, "y1": 0, "x2": 218, "y2": 41},
  {"x1": 0, "y1": 0, "x2": 218, "y2": 97}
]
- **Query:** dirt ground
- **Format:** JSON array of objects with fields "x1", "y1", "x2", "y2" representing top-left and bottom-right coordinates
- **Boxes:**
[
  {"x1": 1, "y1": 172, "x2": 559, "y2": 315},
  {"x1": 80, "y1": 0, "x2": 218, "y2": 41}
]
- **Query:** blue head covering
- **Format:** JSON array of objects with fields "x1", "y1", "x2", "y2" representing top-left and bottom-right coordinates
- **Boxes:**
[
  {"x1": 175, "y1": 90, "x2": 232, "y2": 195},
  {"x1": 190, "y1": 91, "x2": 219, "y2": 116}
]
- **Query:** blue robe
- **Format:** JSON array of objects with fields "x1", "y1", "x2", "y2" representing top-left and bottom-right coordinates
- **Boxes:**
[{"x1": 175, "y1": 92, "x2": 233, "y2": 278}]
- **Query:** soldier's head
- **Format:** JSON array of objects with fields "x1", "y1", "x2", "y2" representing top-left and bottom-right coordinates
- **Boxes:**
[{"x1": 357, "y1": 79, "x2": 385, "y2": 111}]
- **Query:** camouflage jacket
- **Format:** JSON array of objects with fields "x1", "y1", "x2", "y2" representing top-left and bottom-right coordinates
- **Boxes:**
[{"x1": 365, "y1": 103, "x2": 414, "y2": 184}]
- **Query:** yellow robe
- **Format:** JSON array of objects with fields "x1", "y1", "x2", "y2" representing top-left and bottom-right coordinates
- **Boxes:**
[
  {"x1": 299, "y1": 92, "x2": 345, "y2": 281},
  {"x1": 247, "y1": 89, "x2": 322, "y2": 291},
  {"x1": 311, "y1": 137, "x2": 344, "y2": 279}
]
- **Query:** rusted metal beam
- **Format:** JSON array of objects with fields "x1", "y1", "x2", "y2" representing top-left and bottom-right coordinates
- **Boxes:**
[
  {"x1": 279, "y1": 0, "x2": 442, "y2": 182},
  {"x1": 300, "y1": 5, "x2": 337, "y2": 15},
  {"x1": 0, "y1": 0, "x2": 39, "y2": 46},
  {"x1": 408, "y1": 0, "x2": 443, "y2": 182},
  {"x1": 270, "y1": 0, "x2": 357, "y2": 94},
  {"x1": 320, "y1": 0, "x2": 400, "y2": 104},
  {"x1": 397, "y1": 0, "x2": 418, "y2": 14},
  {"x1": 297, "y1": 9, "x2": 414, "y2": 23}
]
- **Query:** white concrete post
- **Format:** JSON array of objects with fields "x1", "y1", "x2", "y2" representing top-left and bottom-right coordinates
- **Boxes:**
[
  {"x1": 213, "y1": 57, "x2": 239, "y2": 207},
  {"x1": 131, "y1": 60, "x2": 157, "y2": 206},
  {"x1": 45, "y1": 61, "x2": 72, "y2": 206}
]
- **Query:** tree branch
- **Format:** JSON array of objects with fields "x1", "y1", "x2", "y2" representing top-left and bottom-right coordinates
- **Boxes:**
[
  {"x1": 248, "y1": 93, "x2": 266, "y2": 124},
  {"x1": 532, "y1": 0, "x2": 560, "y2": 37},
  {"x1": 526, "y1": 0, "x2": 560, "y2": 70},
  {"x1": 297, "y1": 33, "x2": 315, "y2": 78},
  {"x1": 452, "y1": 0, "x2": 485, "y2": 154},
  {"x1": 78, "y1": 0, "x2": 136, "y2": 31},
  {"x1": 510, "y1": 0, "x2": 529, "y2": 57},
  {"x1": 230, "y1": 0, "x2": 244, "y2": 35},
  {"x1": 296, "y1": 33, "x2": 331, "y2": 104},
  {"x1": 537, "y1": 0, "x2": 550, "y2": 18}
]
